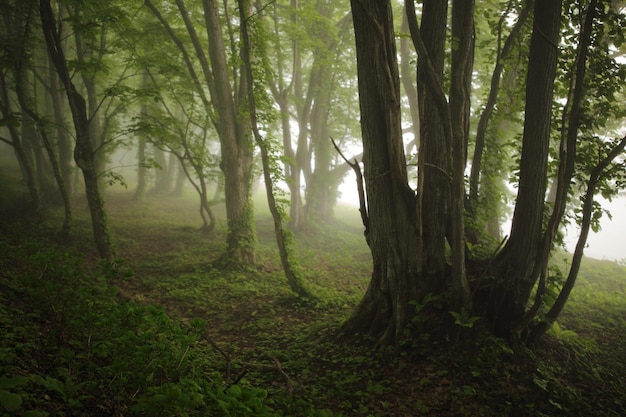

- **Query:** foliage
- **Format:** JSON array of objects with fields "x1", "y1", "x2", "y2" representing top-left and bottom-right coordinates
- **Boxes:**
[{"x1": 0, "y1": 234, "x2": 331, "y2": 416}]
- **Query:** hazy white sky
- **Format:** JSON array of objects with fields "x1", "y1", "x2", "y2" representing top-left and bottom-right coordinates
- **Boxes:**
[{"x1": 564, "y1": 196, "x2": 626, "y2": 262}]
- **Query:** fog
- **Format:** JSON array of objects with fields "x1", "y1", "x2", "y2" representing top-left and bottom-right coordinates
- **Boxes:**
[
  {"x1": 563, "y1": 196, "x2": 626, "y2": 262},
  {"x1": 338, "y1": 179, "x2": 626, "y2": 263}
]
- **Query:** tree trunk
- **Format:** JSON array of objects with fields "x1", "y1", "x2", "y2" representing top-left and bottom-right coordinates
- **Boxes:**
[
  {"x1": 306, "y1": 63, "x2": 335, "y2": 222},
  {"x1": 48, "y1": 54, "x2": 73, "y2": 198},
  {"x1": 238, "y1": 0, "x2": 314, "y2": 298},
  {"x1": 469, "y1": 2, "x2": 531, "y2": 206},
  {"x1": 529, "y1": 135, "x2": 626, "y2": 343},
  {"x1": 151, "y1": 146, "x2": 169, "y2": 194},
  {"x1": 400, "y1": 11, "x2": 420, "y2": 167},
  {"x1": 135, "y1": 135, "x2": 147, "y2": 199},
  {"x1": 0, "y1": 75, "x2": 39, "y2": 208},
  {"x1": 343, "y1": 0, "x2": 420, "y2": 346},
  {"x1": 449, "y1": 0, "x2": 474, "y2": 310},
  {"x1": 14, "y1": 63, "x2": 72, "y2": 236},
  {"x1": 73, "y1": 18, "x2": 106, "y2": 179},
  {"x1": 40, "y1": 0, "x2": 114, "y2": 262},
  {"x1": 415, "y1": 0, "x2": 450, "y2": 287},
  {"x1": 489, "y1": 0, "x2": 562, "y2": 335},
  {"x1": 274, "y1": 91, "x2": 305, "y2": 229},
  {"x1": 526, "y1": 0, "x2": 601, "y2": 341},
  {"x1": 202, "y1": 0, "x2": 256, "y2": 265}
]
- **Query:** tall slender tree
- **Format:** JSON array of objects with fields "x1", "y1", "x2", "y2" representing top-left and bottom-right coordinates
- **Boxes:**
[
  {"x1": 40, "y1": 0, "x2": 114, "y2": 262},
  {"x1": 145, "y1": 0, "x2": 256, "y2": 265}
]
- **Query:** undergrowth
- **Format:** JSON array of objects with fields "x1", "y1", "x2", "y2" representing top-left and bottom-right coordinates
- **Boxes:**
[
  {"x1": 1, "y1": 189, "x2": 626, "y2": 416},
  {"x1": 0, "y1": 233, "x2": 336, "y2": 417}
]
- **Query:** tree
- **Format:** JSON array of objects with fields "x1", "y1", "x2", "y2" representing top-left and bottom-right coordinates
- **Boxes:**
[
  {"x1": 40, "y1": 0, "x2": 114, "y2": 262},
  {"x1": 343, "y1": 0, "x2": 419, "y2": 345},
  {"x1": 145, "y1": 0, "x2": 256, "y2": 266},
  {"x1": 345, "y1": 0, "x2": 626, "y2": 346},
  {"x1": 237, "y1": 0, "x2": 314, "y2": 299},
  {"x1": 467, "y1": 1, "x2": 531, "y2": 244},
  {"x1": 487, "y1": 0, "x2": 563, "y2": 335},
  {"x1": 265, "y1": 1, "x2": 356, "y2": 229},
  {"x1": 0, "y1": 0, "x2": 40, "y2": 209}
]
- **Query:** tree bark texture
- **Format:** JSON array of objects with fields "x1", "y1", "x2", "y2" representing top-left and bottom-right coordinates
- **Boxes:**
[
  {"x1": 343, "y1": 0, "x2": 420, "y2": 346},
  {"x1": 490, "y1": 0, "x2": 562, "y2": 334},
  {"x1": 415, "y1": 0, "x2": 450, "y2": 286},
  {"x1": 202, "y1": 0, "x2": 256, "y2": 265},
  {"x1": 449, "y1": 0, "x2": 474, "y2": 310}
]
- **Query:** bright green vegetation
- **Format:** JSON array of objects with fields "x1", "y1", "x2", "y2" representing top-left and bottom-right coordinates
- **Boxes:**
[{"x1": 1, "y1": 190, "x2": 625, "y2": 416}]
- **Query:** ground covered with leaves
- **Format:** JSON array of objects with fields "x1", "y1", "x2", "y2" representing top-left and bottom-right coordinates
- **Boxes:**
[{"x1": 1, "y1": 189, "x2": 626, "y2": 416}]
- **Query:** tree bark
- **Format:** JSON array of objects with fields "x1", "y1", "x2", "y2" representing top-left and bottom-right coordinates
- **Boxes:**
[
  {"x1": 526, "y1": 0, "x2": 601, "y2": 340},
  {"x1": 400, "y1": 11, "x2": 420, "y2": 165},
  {"x1": 48, "y1": 53, "x2": 73, "y2": 198},
  {"x1": 238, "y1": 0, "x2": 314, "y2": 298},
  {"x1": 40, "y1": 0, "x2": 114, "y2": 262},
  {"x1": 72, "y1": 14, "x2": 106, "y2": 179},
  {"x1": 343, "y1": 0, "x2": 420, "y2": 346},
  {"x1": 449, "y1": 0, "x2": 474, "y2": 310},
  {"x1": 490, "y1": 0, "x2": 562, "y2": 335},
  {"x1": 201, "y1": 0, "x2": 256, "y2": 265},
  {"x1": 135, "y1": 136, "x2": 147, "y2": 199},
  {"x1": 410, "y1": 0, "x2": 450, "y2": 288}
]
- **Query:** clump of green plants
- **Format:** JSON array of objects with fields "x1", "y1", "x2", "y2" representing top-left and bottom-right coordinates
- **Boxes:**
[{"x1": 0, "y1": 240, "x2": 333, "y2": 416}]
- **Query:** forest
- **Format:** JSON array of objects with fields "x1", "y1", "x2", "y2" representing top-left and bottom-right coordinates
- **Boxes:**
[{"x1": 1, "y1": 0, "x2": 626, "y2": 415}]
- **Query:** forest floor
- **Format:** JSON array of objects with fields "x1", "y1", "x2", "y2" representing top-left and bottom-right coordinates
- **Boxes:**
[{"x1": 2, "y1": 187, "x2": 626, "y2": 416}]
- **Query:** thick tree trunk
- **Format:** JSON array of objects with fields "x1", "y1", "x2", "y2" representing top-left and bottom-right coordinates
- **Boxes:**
[
  {"x1": 343, "y1": 0, "x2": 420, "y2": 346},
  {"x1": 415, "y1": 0, "x2": 449, "y2": 288},
  {"x1": 489, "y1": 0, "x2": 562, "y2": 335},
  {"x1": 202, "y1": 0, "x2": 256, "y2": 265},
  {"x1": 449, "y1": 0, "x2": 474, "y2": 310}
]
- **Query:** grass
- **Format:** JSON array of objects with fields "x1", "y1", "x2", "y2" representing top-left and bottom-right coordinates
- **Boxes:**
[{"x1": 2, "y1": 184, "x2": 626, "y2": 416}]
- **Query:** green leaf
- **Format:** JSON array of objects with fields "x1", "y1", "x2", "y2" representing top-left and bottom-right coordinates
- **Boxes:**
[
  {"x1": 228, "y1": 384, "x2": 242, "y2": 398},
  {"x1": 0, "y1": 389, "x2": 23, "y2": 412},
  {"x1": 0, "y1": 376, "x2": 29, "y2": 389}
]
